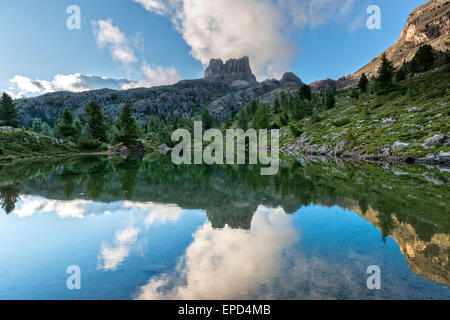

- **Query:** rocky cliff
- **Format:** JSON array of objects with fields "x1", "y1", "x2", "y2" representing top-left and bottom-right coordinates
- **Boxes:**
[
  {"x1": 204, "y1": 56, "x2": 257, "y2": 86},
  {"x1": 311, "y1": 0, "x2": 450, "y2": 91},
  {"x1": 354, "y1": 0, "x2": 449, "y2": 80}
]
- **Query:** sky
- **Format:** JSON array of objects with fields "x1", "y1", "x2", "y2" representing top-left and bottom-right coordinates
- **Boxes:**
[{"x1": 0, "y1": 0, "x2": 428, "y2": 99}]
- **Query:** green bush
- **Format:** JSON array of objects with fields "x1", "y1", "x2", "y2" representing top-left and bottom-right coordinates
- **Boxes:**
[
  {"x1": 79, "y1": 138, "x2": 102, "y2": 150},
  {"x1": 289, "y1": 124, "x2": 303, "y2": 137},
  {"x1": 333, "y1": 118, "x2": 351, "y2": 127}
]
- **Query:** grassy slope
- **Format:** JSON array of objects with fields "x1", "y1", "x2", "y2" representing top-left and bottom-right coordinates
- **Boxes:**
[
  {"x1": 283, "y1": 64, "x2": 450, "y2": 160},
  {"x1": 0, "y1": 129, "x2": 79, "y2": 161}
]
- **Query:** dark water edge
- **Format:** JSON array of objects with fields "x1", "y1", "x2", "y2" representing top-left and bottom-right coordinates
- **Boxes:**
[{"x1": 0, "y1": 154, "x2": 448, "y2": 300}]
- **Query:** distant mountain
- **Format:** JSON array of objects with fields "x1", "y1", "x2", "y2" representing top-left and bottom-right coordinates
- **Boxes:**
[
  {"x1": 310, "y1": 0, "x2": 450, "y2": 91},
  {"x1": 15, "y1": 56, "x2": 302, "y2": 126}
]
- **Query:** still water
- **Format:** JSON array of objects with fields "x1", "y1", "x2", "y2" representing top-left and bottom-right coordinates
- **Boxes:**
[{"x1": 0, "y1": 155, "x2": 448, "y2": 300}]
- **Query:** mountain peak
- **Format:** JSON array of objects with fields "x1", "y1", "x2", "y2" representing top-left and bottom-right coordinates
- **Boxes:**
[
  {"x1": 204, "y1": 56, "x2": 257, "y2": 86},
  {"x1": 353, "y1": 0, "x2": 449, "y2": 80}
]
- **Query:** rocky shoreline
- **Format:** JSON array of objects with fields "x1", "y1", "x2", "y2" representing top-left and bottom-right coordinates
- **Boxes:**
[{"x1": 282, "y1": 137, "x2": 450, "y2": 167}]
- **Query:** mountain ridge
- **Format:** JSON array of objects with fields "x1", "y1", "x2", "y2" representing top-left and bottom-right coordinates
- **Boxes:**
[
  {"x1": 15, "y1": 56, "x2": 301, "y2": 126},
  {"x1": 311, "y1": 0, "x2": 450, "y2": 91}
]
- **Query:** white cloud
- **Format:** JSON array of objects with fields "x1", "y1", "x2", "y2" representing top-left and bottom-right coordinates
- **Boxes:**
[
  {"x1": 135, "y1": 0, "x2": 359, "y2": 79},
  {"x1": 134, "y1": 0, "x2": 168, "y2": 14},
  {"x1": 92, "y1": 19, "x2": 137, "y2": 64},
  {"x1": 91, "y1": 17, "x2": 181, "y2": 88},
  {"x1": 111, "y1": 46, "x2": 138, "y2": 65},
  {"x1": 122, "y1": 63, "x2": 181, "y2": 89},
  {"x1": 7, "y1": 73, "x2": 135, "y2": 98}
]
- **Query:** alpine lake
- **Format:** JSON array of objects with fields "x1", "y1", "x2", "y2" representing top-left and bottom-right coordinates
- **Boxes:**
[{"x1": 0, "y1": 154, "x2": 448, "y2": 300}]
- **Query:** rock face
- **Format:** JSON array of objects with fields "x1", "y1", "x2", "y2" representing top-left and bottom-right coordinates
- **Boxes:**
[
  {"x1": 207, "y1": 72, "x2": 303, "y2": 120},
  {"x1": 204, "y1": 56, "x2": 257, "y2": 86},
  {"x1": 310, "y1": 0, "x2": 450, "y2": 91},
  {"x1": 353, "y1": 0, "x2": 450, "y2": 80}
]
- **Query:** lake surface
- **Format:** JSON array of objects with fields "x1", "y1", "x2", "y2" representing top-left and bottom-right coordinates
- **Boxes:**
[{"x1": 0, "y1": 155, "x2": 448, "y2": 300}]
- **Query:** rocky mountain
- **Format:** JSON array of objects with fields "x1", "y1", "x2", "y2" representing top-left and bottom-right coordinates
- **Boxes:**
[
  {"x1": 204, "y1": 56, "x2": 257, "y2": 86},
  {"x1": 311, "y1": 0, "x2": 450, "y2": 91},
  {"x1": 207, "y1": 71, "x2": 302, "y2": 121},
  {"x1": 15, "y1": 56, "x2": 301, "y2": 126}
]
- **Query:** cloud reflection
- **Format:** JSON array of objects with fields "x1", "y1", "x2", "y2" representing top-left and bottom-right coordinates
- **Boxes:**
[
  {"x1": 136, "y1": 205, "x2": 300, "y2": 299},
  {"x1": 98, "y1": 227, "x2": 140, "y2": 271}
]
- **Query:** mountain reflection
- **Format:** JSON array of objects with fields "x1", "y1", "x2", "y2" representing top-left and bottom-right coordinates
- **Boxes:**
[{"x1": 0, "y1": 154, "x2": 448, "y2": 289}]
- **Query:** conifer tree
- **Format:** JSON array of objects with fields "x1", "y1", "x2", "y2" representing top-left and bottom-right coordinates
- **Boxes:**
[
  {"x1": 0, "y1": 93, "x2": 19, "y2": 128},
  {"x1": 299, "y1": 85, "x2": 312, "y2": 101},
  {"x1": 58, "y1": 108, "x2": 76, "y2": 138},
  {"x1": 325, "y1": 91, "x2": 336, "y2": 110},
  {"x1": 280, "y1": 91, "x2": 289, "y2": 110},
  {"x1": 273, "y1": 98, "x2": 281, "y2": 113},
  {"x1": 85, "y1": 100, "x2": 107, "y2": 142},
  {"x1": 201, "y1": 109, "x2": 213, "y2": 130},
  {"x1": 118, "y1": 104, "x2": 139, "y2": 147},
  {"x1": 358, "y1": 73, "x2": 368, "y2": 92},
  {"x1": 253, "y1": 103, "x2": 270, "y2": 130},
  {"x1": 238, "y1": 109, "x2": 249, "y2": 131},
  {"x1": 31, "y1": 118, "x2": 43, "y2": 133},
  {"x1": 375, "y1": 53, "x2": 394, "y2": 92},
  {"x1": 411, "y1": 44, "x2": 434, "y2": 73}
]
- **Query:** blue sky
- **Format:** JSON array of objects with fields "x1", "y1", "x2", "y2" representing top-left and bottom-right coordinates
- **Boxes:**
[{"x1": 0, "y1": 0, "x2": 428, "y2": 98}]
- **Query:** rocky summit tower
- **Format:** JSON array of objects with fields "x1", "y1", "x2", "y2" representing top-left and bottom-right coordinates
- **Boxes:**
[{"x1": 204, "y1": 56, "x2": 257, "y2": 86}]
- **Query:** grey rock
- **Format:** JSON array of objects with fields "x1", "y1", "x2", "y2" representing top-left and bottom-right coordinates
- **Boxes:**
[
  {"x1": 391, "y1": 141, "x2": 409, "y2": 150},
  {"x1": 204, "y1": 56, "x2": 257, "y2": 85},
  {"x1": 424, "y1": 134, "x2": 447, "y2": 145}
]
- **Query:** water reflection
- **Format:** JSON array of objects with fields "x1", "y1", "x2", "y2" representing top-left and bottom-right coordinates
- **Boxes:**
[
  {"x1": 0, "y1": 184, "x2": 21, "y2": 214},
  {"x1": 0, "y1": 155, "x2": 448, "y2": 299},
  {"x1": 137, "y1": 206, "x2": 299, "y2": 300}
]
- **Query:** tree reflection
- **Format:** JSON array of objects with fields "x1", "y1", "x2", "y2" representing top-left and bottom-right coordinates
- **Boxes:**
[
  {"x1": 116, "y1": 158, "x2": 141, "y2": 201},
  {"x1": 0, "y1": 184, "x2": 21, "y2": 215}
]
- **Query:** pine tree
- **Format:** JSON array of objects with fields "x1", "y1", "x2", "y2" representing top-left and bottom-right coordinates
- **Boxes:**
[
  {"x1": 253, "y1": 103, "x2": 270, "y2": 130},
  {"x1": 0, "y1": 93, "x2": 19, "y2": 128},
  {"x1": 238, "y1": 109, "x2": 249, "y2": 131},
  {"x1": 85, "y1": 100, "x2": 107, "y2": 142},
  {"x1": 375, "y1": 54, "x2": 394, "y2": 92},
  {"x1": 280, "y1": 91, "x2": 289, "y2": 110},
  {"x1": 248, "y1": 100, "x2": 258, "y2": 114},
  {"x1": 325, "y1": 91, "x2": 336, "y2": 110},
  {"x1": 358, "y1": 73, "x2": 369, "y2": 92},
  {"x1": 58, "y1": 108, "x2": 76, "y2": 138},
  {"x1": 273, "y1": 98, "x2": 281, "y2": 113},
  {"x1": 299, "y1": 85, "x2": 312, "y2": 101},
  {"x1": 147, "y1": 115, "x2": 160, "y2": 133},
  {"x1": 201, "y1": 109, "x2": 213, "y2": 130},
  {"x1": 395, "y1": 66, "x2": 407, "y2": 82},
  {"x1": 411, "y1": 44, "x2": 435, "y2": 73},
  {"x1": 31, "y1": 118, "x2": 43, "y2": 133},
  {"x1": 118, "y1": 104, "x2": 139, "y2": 147}
]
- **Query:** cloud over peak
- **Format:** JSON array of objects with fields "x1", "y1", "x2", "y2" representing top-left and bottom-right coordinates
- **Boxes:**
[{"x1": 135, "y1": 0, "x2": 360, "y2": 79}]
